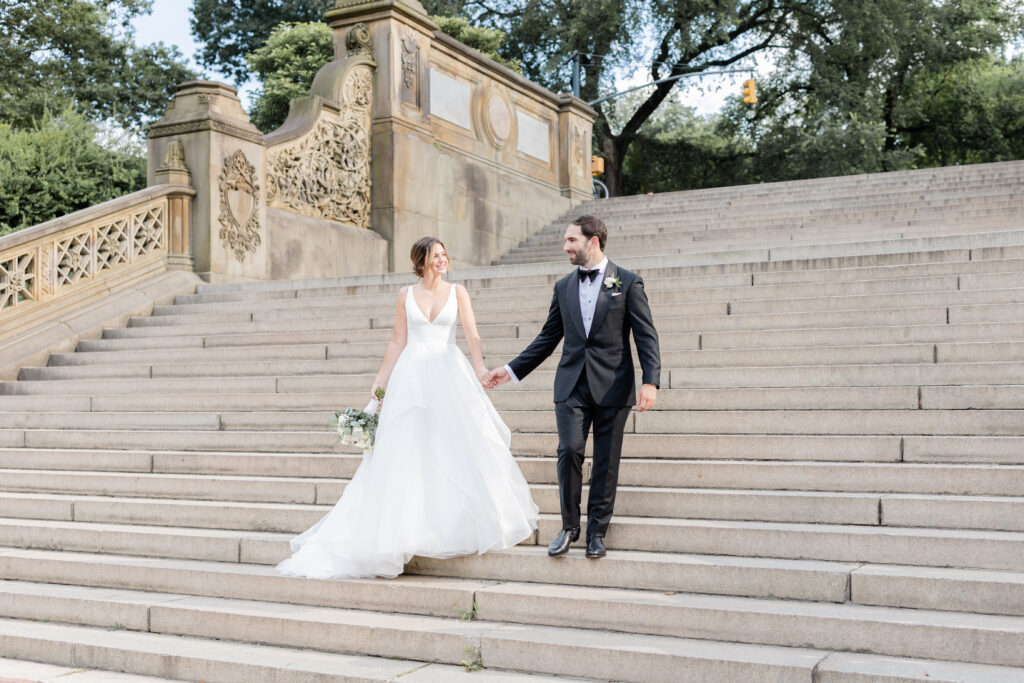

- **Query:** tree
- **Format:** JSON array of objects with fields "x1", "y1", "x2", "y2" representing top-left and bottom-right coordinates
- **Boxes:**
[
  {"x1": 739, "y1": 0, "x2": 1022, "y2": 175},
  {"x1": 190, "y1": 0, "x2": 336, "y2": 83},
  {"x1": 0, "y1": 110, "x2": 147, "y2": 235},
  {"x1": 242, "y1": 13, "x2": 520, "y2": 133},
  {"x1": 444, "y1": 1, "x2": 806, "y2": 195},
  {"x1": 0, "y1": 0, "x2": 196, "y2": 132},
  {"x1": 247, "y1": 21, "x2": 335, "y2": 133}
]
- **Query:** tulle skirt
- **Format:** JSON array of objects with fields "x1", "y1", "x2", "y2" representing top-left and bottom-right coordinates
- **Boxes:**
[{"x1": 276, "y1": 341, "x2": 539, "y2": 579}]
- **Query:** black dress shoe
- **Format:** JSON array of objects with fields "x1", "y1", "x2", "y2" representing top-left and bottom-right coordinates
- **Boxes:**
[
  {"x1": 547, "y1": 526, "x2": 580, "y2": 556},
  {"x1": 585, "y1": 535, "x2": 606, "y2": 558}
]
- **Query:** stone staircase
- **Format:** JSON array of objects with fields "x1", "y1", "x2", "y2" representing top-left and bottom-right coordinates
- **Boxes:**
[{"x1": 2, "y1": 162, "x2": 1024, "y2": 681}]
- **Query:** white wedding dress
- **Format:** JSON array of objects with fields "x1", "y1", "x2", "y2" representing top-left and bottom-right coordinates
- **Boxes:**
[{"x1": 276, "y1": 285, "x2": 539, "y2": 579}]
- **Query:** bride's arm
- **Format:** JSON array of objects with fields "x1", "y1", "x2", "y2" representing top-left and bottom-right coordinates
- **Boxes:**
[
  {"x1": 370, "y1": 286, "x2": 409, "y2": 398},
  {"x1": 454, "y1": 284, "x2": 488, "y2": 377}
]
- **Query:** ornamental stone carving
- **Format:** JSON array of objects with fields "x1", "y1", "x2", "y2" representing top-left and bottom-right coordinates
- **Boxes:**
[
  {"x1": 218, "y1": 150, "x2": 262, "y2": 262},
  {"x1": 401, "y1": 30, "x2": 418, "y2": 89},
  {"x1": 265, "y1": 65, "x2": 373, "y2": 229},
  {"x1": 345, "y1": 22, "x2": 372, "y2": 58},
  {"x1": 160, "y1": 140, "x2": 188, "y2": 172},
  {"x1": 572, "y1": 124, "x2": 587, "y2": 177}
]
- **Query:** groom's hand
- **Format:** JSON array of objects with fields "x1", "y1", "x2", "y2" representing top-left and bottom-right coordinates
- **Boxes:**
[
  {"x1": 490, "y1": 367, "x2": 512, "y2": 387},
  {"x1": 636, "y1": 383, "x2": 657, "y2": 412}
]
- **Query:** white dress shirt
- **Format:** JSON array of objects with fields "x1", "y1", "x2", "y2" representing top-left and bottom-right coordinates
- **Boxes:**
[{"x1": 504, "y1": 258, "x2": 608, "y2": 384}]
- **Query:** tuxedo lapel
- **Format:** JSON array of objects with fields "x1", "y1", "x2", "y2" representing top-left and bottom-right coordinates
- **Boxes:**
[
  {"x1": 566, "y1": 269, "x2": 586, "y2": 340},
  {"x1": 588, "y1": 261, "x2": 616, "y2": 341}
]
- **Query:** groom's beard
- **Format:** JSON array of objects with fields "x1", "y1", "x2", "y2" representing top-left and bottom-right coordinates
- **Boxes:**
[{"x1": 567, "y1": 248, "x2": 589, "y2": 265}]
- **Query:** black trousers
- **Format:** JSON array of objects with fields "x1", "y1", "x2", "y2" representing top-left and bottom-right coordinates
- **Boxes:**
[{"x1": 553, "y1": 369, "x2": 632, "y2": 538}]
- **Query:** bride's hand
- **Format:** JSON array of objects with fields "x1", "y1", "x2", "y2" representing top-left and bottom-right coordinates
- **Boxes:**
[
  {"x1": 370, "y1": 382, "x2": 385, "y2": 401},
  {"x1": 476, "y1": 366, "x2": 495, "y2": 390}
]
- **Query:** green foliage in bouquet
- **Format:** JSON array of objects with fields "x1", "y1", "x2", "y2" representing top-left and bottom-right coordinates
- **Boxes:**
[{"x1": 332, "y1": 387, "x2": 385, "y2": 452}]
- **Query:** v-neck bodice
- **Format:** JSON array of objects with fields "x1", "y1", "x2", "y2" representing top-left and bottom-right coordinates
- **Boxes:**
[{"x1": 406, "y1": 285, "x2": 457, "y2": 345}]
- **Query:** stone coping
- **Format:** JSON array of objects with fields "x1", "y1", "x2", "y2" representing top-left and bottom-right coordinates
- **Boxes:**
[{"x1": 0, "y1": 184, "x2": 196, "y2": 253}]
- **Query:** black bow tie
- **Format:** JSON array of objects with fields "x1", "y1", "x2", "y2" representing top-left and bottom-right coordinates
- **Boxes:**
[{"x1": 578, "y1": 268, "x2": 600, "y2": 283}]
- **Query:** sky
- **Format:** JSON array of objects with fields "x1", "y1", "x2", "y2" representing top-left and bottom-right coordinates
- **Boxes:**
[
  {"x1": 131, "y1": 1, "x2": 258, "y2": 104},
  {"x1": 131, "y1": 0, "x2": 738, "y2": 116}
]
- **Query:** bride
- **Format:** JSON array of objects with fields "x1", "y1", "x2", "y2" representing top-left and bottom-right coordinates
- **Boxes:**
[{"x1": 276, "y1": 237, "x2": 539, "y2": 579}]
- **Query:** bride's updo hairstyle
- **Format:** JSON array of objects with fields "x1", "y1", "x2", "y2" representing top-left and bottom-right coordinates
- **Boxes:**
[{"x1": 410, "y1": 236, "x2": 449, "y2": 278}]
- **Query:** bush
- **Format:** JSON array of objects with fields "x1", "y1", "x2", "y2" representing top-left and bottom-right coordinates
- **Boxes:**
[{"x1": 0, "y1": 111, "x2": 146, "y2": 236}]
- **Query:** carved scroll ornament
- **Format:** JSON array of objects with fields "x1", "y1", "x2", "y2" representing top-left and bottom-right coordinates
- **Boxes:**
[{"x1": 265, "y1": 65, "x2": 373, "y2": 229}]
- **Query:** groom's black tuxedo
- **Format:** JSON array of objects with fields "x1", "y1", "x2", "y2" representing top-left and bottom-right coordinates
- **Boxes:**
[
  {"x1": 508, "y1": 261, "x2": 661, "y2": 405},
  {"x1": 508, "y1": 260, "x2": 660, "y2": 539}
]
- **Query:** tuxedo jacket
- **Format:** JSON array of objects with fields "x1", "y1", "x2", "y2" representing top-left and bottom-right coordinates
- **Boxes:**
[{"x1": 509, "y1": 261, "x2": 661, "y2": 407}]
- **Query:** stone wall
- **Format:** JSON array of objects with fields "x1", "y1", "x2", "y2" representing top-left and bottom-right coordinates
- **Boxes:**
[
  {"x1": 145, "y1": 0, "x2": 594, "y2": 282},
  {"x1": 326, "y1": 0, "x2": 595, "y2": 271}
]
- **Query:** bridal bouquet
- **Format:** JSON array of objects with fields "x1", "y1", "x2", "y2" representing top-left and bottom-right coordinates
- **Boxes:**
[{"x1": 333, "y1": 387, "x2": 385, "y2": 456}]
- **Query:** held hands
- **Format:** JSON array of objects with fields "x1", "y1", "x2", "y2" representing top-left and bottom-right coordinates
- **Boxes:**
[
  {"x1": 477, "y1": 366, "x2": 512, "y2": 390},
  {"x1": 636, "y1": 383, "x2": 657, "y2": 412}
]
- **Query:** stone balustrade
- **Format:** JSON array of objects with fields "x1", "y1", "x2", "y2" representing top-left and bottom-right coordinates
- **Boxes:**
[{"x1": 0, "y1": 183, "x2": 195, "y2": 324}]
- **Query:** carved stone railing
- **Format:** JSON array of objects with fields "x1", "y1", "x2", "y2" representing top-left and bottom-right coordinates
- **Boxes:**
[{"x1": 0, "y1": 184, "x2": 195, "y2": 322}]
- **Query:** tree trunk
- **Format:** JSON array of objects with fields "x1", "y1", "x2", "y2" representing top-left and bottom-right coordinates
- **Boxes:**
[{"x1": 601, "y1": 136, "x2": 623, "y2": 197}]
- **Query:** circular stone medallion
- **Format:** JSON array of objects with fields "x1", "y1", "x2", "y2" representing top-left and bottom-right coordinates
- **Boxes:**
[{"x1": 486, "y1": 95, "x2": 512, "y2": 145}]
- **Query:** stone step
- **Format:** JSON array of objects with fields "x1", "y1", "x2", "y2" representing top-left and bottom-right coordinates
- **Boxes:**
[
  {"x1": 173, "y1": 257, "x2": 1024, "y2": 310},
  {"x1": 181, "y1": 254, "x2": 1024, "y2": 303},
  {"x1": 508, "y1": 216, "x2": 1024, "y2": 255},
  {"x1": 1, "y1": 449, "x2": 1021, "y2": 495},
  {"x1": 5, "y1": 513, "x2": 1024, "y2": 572},
  {"x1": 0, "y1": 385, "x2": 938, "y2": 412},
  {"x1": 148, "y1": 283, "x2": 1024, "y2": 326},
  {"x1": 195, "y1": 244, "x2": 979, "y2": 294},
  {"x1": 522, "y1": 213, "x2": 1024, "y2": 248},
  {"x1": 90, "y1": 299, "x2": 1024, "y2": 345},
  {"x1": 0, "y1": 411, "x2": 222, "y2": 430},
  {"x1": 28, "y1": 340, "x2": 1024, "y2": 380},
  {"x1": 701, "y1": 321, "x2": 1024, "y2": 349},
  {"x1": 171, "y1": 271, "x2": 965, "y2": 309},
  {"x1": 531, "y1": 515, "x2": 1024, "y2": 572},
  {"x1": 497, "y1": 226, "x2": 1024, "y2": 264},
  {"x1": 522, "y1": 213, "x2": 1024, "y2": 250},
  {"x1": 71, "y1": 319, "x2": 1024, "y2": 361},
  {"x1": 3, "y1": 404, "x2": 1023, "y2": 437},
  {"x1": 470, "y1": 581, "x2": 1024, "y2": 667},
  {"x1": 6, "y1": 428, "x2": 1021, "y2": 464},
  {"x1": 124, "y1": 298, "x2": 732, "y2": 329},
  {"x1": 0, "y1": 657, "x2": 187, "y2": 682},
  {"x1": 3, "y1": 576, "x2": 1024, "y2": 670},
  {"x1": 0, "y1": 618, "x2": 544, "y2": 683},
  {"x1": 3, "y1": 484, "x2": 1023, "y2": 532},
  {"x1": 569, "y1": 181, "x2": 1024, "y2": 210},
  {"x1": 0, "y1": 612, "x2": 828, "y2": 683},
  {"x1": 668, "y1": 361, "x2": 1024, "y2": 388},
  {"x1": 0, "y1": 546, "x2": 853, "y2": 604}
]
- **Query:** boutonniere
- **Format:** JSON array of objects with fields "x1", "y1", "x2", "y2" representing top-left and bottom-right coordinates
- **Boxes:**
[{"x1": 604, "y1": 274, "x2": 622, "y2": 290}]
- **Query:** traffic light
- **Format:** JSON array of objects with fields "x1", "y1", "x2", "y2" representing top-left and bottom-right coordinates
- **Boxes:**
[
  {"x1": 742, "y1": 78, "x2": 757, "y2": 104},
  {"x1": 591, "y1": 156, "x2": 605, "y2": 177}
]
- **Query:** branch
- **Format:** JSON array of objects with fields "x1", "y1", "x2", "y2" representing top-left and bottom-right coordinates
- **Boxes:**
[{"x1": 463, "y1": 0, "x2": 523, "y2": 20}]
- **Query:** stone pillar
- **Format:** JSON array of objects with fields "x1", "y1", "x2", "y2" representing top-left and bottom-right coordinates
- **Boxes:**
[
  {"x1": 325, "y1": 1, "x2": 439, "y2": 271},
  {"x1": 557, "y1": 95, "x2": 599, "y2": 203},
  {"x1": 148, "y1": 81, "x2": 269, "y2": 283},
  {"x1": 153, "y1": 140, "x2": 195, "y2": 271}
]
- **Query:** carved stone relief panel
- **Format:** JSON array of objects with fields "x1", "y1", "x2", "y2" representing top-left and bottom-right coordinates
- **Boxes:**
[
  {"x1": 572, "y1": 124, "x2": 588, "y2": 178},
  {"x1": 265, "y1": 64, "x2": 373, "y2": 229},
  {"x1": 218, "y1": 149, "x2": 262, "y2": 262},
  {"x1": 400, "y1": 28, "x2": 420, "y2": 107},
  {"x1": 482, "y1": 91, "x2": 512, "y2": 149},
  {"x1": 346, "y1": 22, "x2": 373, "y2": 58}
]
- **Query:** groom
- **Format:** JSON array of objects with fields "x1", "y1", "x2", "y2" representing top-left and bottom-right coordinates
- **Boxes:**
[{"x1": 487, "y1": 215, "x2": 660, "y2": 558}]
